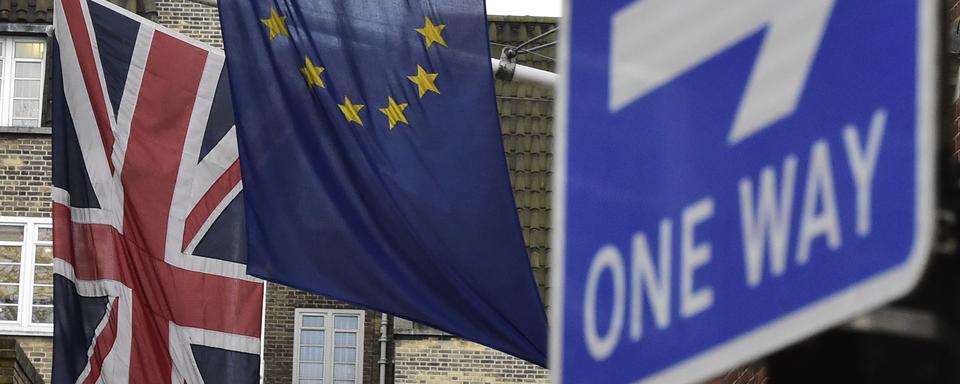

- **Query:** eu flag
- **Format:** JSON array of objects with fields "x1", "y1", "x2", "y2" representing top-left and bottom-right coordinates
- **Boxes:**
[{"x1": 217, "y1": 0, "x2": 548, "y2": 364}]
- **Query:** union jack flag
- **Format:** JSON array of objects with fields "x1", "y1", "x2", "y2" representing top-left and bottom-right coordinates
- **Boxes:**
[{"x1": 52, "y1": 0, "x2": 264, "y2": 382}]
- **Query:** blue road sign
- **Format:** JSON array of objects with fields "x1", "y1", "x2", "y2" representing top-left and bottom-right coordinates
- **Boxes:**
[{"x1": 551, "y1": 1, "x2": 936, "y2": 383}]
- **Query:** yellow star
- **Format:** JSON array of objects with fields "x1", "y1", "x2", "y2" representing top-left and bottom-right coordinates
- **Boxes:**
[
  {"x1": 407, "y1": 65, "x2": 440, "y2": 98},
  {"x1": 338, "y1": 96, "x2": 365, "y2": 126},
  {"x1": 260, "y1": 8, "x2": 289, "y2": 40},
  {"x1": 299, "y1": 57, "x2": 325, "y2": 88},
  {"x1": 379, "y1": 96, "x2": 409, "y2": 129},
  {"x1": 415, "y1": 16, "x2": 447, "y2": 48}
]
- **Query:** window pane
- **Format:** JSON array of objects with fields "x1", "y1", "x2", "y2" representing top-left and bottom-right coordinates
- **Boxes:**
[
  {"x1": 334, "y1": 347, "x2": 356, "y2": 363},
  {"x1": 299, "y1": 362, "x2": 323, "y2": 379},
  {"x1": 37, "y1": 227, "x2": 52, "y2": 242},
  {"x1": 14, "y1": 79, "x2": 40, "y2": 98},
  {"x1": 0, "y1": 246, "x2": 20, "y2": 263},
  {"x1": 302, "y1": 315, "x2": 323, "y2": 328},
  {"x1": 35, "y1": 246, "x2": 52, "y2": 265},
  {"x1": 0, "y1": 225, "x2": 23, "y2": 241},
  {"x1": 334, "y1": 332, "x2": 356, "y2": 347},
  {"x1": 33, "y1": 285, "x2": 52, "y2": 305},
  {"x1": 333, "y1": 381, "x2": 355, "y2": 384},
  {"x1": 34, "y1": 265, "x2": 52, "y2": 284},
  {"x1": 333, "y1": 363, "x2": 355, "y2": 380},
  {"x1": 32, "y1": 306, "x2": 52, "y2": 324},
  {"x1": 0, "y1": 305, "x2": 16, "y2": 321},
  {"x1": 299, "y1": 346, "x2": 323, "y2": 362},
  {"x1": 14, "y1": 62, "x2": 41, "y2": 78},
  {"x1": 11, "y1": 119, "x2": 37, "y2": 128},
  {"x1": 300, "y1": 380, "x2": 323, "y2": 384},
  {"x1": 0, "y1": 265, "x2": 19, "y2": 283},
  {"x1": 334, "y1": 316, "x2": 358, "y2": 330},
  {"x1": 15, "y1": 42, "x2": 43, "y2": 59},
  {"x1": 0, "y1": 285, "x2": 17, "y2": 304},
  {"x1": 12, "y1": 100, "x2": 39, "y2": 119},
  {"x1": 300, "y1": 329, "x2": 324, "y2": 345}
]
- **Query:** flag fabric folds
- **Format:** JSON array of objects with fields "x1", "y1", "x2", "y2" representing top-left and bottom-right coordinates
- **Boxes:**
[
  {"x1": 218, "y1": 0, "x2": 548, "y2": 364},
  {"x1": 52, "y1": 0, "x2": 263, "y2": 382}
]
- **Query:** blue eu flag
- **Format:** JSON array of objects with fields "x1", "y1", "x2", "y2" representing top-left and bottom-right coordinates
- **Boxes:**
[{"x1": 218, "y1": 0, "x2": 548, "y2": 364}]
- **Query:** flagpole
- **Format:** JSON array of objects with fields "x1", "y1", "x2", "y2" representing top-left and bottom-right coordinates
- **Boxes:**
[
  {"x1": 179, "y1": 0, "x2": 559, "y2": 89},
  {"x1": 492, "y1": 58, "x2": 557, "y2": 88}
]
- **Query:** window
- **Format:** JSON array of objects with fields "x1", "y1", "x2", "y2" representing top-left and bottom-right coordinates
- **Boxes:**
[
  {"x1": 293, "y1": 308, "x2": 364, "y2": 384},
  {"x1": 0, "y1": 37, "x2": 46, "y2": 127},
  {"x1": 0, "y1": 217, "x2": 53, "y2": 334}
]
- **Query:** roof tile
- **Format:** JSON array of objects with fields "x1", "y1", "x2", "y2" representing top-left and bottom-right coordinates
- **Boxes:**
[{"x1": 488, "y1": 15, "x2": 559, "y2": 307}]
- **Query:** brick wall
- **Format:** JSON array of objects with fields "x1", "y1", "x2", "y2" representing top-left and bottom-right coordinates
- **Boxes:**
[
  {"x1": 0, "y1": 133, "x2": 53, "y2": 381},
  {"x1": 262, "y1": 282, "x2": 384, "y2": 384},
  {"x1": 156, "y1": 0, "x2": 224, "y2": 48},
  {"x1": 12, "y1": 337, "x2": 51, "y2": 383},
  {"x1": 0, "y1": 135, "x2": 52, "y2": 217},
  {"x1": 394, "y1": 337, "x2": 547, "y2": 384},
  {"x1": 0, "y1": 337, "x2": 43, "y2": 384}
]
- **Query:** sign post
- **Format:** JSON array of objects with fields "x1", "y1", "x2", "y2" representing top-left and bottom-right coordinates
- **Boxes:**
[{"x1": 551, "y1": 1, "x2": 937, "y2": 383}]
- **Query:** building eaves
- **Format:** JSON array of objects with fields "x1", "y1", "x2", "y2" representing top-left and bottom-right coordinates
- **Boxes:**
[{"x1": 0, "y1": 0, "x2": 157, "y2": 24}]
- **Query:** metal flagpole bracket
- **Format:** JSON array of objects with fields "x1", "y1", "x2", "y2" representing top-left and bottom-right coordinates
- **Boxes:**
[{"x1": 494, "y1": 26, "x2": 559, "y2": 88}]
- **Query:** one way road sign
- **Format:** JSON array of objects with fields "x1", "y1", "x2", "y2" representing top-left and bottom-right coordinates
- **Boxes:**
[{"x1": 551, "y1": 1, "x2": 936, "y2": 383}]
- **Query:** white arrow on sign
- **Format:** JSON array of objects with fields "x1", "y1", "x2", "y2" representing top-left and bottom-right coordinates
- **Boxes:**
[{"x1": 608, "y1": 0, "x2": 835, "y2": 145}]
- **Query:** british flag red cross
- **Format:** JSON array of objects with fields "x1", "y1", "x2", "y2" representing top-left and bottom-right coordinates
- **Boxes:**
[{"x1": 52, "y1": 0, "x2": 264, "y2": 382}]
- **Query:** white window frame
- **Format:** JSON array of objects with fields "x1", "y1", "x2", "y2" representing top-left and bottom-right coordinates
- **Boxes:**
[
  {"x1": 293, "y1": 308, "x2": 365, "y2": 384},
  {"x1": 0, "y1": 216, "x2": 52, "y2": 336},
  {"x1": 0, "y1": 36, "x2": 46, "y2": 128}
]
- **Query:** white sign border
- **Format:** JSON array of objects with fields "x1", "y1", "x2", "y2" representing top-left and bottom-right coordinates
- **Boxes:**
[{"x1": 549, "y1": 0, "x2": 937, "y2": 383}]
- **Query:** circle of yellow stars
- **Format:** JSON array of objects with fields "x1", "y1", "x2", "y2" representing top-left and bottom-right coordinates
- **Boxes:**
[{"x1": 259, "y1": 8, "x2": 447, "y2": 130}]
